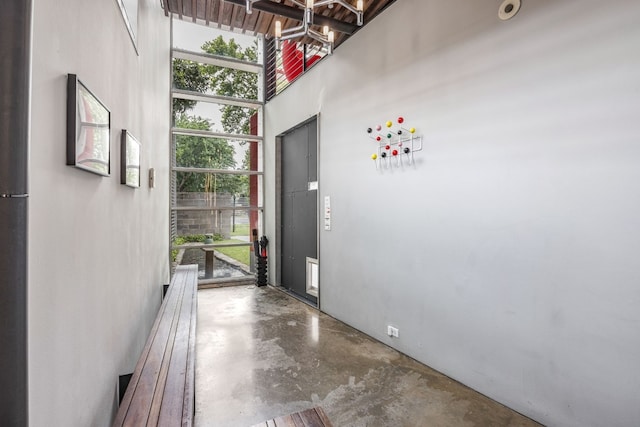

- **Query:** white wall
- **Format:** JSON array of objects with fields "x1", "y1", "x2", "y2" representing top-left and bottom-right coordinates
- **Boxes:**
[
  {"x1": 29, "y1": 0, "x2": 170, "y2": 425},
  {"x1": 264, "y1": 1, "x2": 640, "y2": 426}
]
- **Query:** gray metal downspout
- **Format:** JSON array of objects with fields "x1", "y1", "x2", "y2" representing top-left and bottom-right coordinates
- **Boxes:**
[{"x1": 0, "y1": 0, "x2": 31, "y2": 425}]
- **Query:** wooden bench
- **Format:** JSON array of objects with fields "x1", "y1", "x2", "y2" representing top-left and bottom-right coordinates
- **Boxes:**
[
  {"x1": 251, "y1": 407, "x2": 333, "y2": 427},
  {"x1": 113, "y1": 264, "x2": 199, "y2": 427}
]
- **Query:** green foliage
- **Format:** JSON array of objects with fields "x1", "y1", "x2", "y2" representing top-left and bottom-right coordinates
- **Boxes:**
[
  {"x1": 174, "y1": 114, "x2": 246, "y2": 194},
  {"x1": 231, "y1": 224, "x2": 250, "y2": 237},
  {"x1": 182, "y1": 234, "x2": 206, "y2": 243},
  {"x1": 200, "y1": 37, "x2": 258, "y2": 135},
  {"x1": 172, "y1": 36, "x2": 257, "y2": 196},
  {"x1": 171, "y1": 36, "x2": 258, "y2": 133},
  {"x1": 171, "y1": 236, "x2": 187, "y2": 262},
  {"x1": 172, "y1": 59, "x2": 209, "y2": 116},
  {"x1": 171, "y1": 234, "x2": 223, "y2": 261}
]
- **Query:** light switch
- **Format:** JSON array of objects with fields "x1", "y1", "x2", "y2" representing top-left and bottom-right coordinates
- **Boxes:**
[
  {"x1": 149, "y1": 168, "x2": 155, "y2": 188},
  {"x1": 324, "y1": 196, "x2": 331, "y2": 231}
]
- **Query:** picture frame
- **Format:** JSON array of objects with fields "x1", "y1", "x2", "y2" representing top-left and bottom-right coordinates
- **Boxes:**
[
  {"x1": 67, "y1": 74, "x2": 111, "y2": 176},
  {"x1": 121, "y1": 130, "x2": 141, "y2": 188}
]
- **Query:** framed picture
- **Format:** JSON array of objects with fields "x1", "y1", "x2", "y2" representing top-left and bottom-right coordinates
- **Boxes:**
[
  {"x1": 121, "y1": 130, "x2": 141, "y2": 188},
  {"x1": 67, "y1": 74, "x2": 111, "y2": 176}
]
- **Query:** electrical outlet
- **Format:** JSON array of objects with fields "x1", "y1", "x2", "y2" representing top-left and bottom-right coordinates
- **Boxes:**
[{"x1": 387, "y1": 325, "x2": 399, "y2": 338}]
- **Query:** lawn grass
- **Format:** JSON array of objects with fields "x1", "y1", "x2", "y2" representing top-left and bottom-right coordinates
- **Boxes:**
[
  {"x1": 216, "y1": 239, "x2": 250, "y2": 266},
  {"x1": 230, "y1": 224, "x2": 250, "y2": 237}
]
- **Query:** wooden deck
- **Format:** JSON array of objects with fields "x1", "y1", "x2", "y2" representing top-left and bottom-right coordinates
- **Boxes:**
[{"x1": 251, "y1": 407, "x2": 333, "y2": 427}]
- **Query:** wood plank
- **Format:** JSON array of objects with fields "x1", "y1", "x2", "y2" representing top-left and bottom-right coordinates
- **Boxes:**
[
  {"x1": 298, "y1": 408, "x2": 324, "y2": 427},
  {"x1": 255, "y1": 12, "x2": 274, "y2": 38},
  {"x1": 230, "y1": 3, "x2": 246, "y2": 31},
  {"x1": 182, "y1": 0, "x2": 192, "y2": 19},
  {"x1": 167, "y1": 0, "x2": 180, "y2": 15},
  {"x1": 210, "y1": 0, "x2": 221, "y2": 25},
  {"x1": 272, "y1": 414, "x2": 297, "y2": 427},
  {"x1": 177, "y1": 0, "x2": 184, "y2": 19},
  {"x1": 117, "y1": 271, "x2": 187, "y2": 426},
  {"x1": 147, "y1": 268, "x2": 191, "y2": 425},
  {"x1": 112, "y1": 265, "x2": 198, "y2": 427},
  {"x1": 253, "y1": 407, "x2": 333, "y2": 427},
  {"x1": 314, "y1": 407, "x2": 333, "y2": 427},
  {"x1": 158, "y1": 266, "x2": 198, "y2": 425},
  {"x1": 196, "y1": 0, "x2": 207, "y2": 20},
  {"x1": 217, "y1": 0, "x2": 226, "y2": 28},
  {"x1": 300, "y1": 408, "x2": 331, "y2": 427},
  {"x1": 181, "y1": 266, "x2": 198, "y2": 425},
  {"x1": 289, "y1": 413, "x2": 304, "y2": 426},
  {"x1": 167, "y1": 0, "x2": 397, "y2": 39},
  {"x1": 243, "y1": 6, "x2": 261, "y2": 34},
  {"x1": 221, "y1": 2, "x2": 235, "y2": 27},
  {"x1": 131, "y1": 270, "x2": 188, "y2": 426},
  {"x1": 366, "y1": 0, "x2": 392, "y2": 20}
]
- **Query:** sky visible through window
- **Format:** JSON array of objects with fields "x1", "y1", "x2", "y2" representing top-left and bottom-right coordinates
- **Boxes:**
[{"x1": 172, "y1": 18, "x2": 257, "y2": 53}]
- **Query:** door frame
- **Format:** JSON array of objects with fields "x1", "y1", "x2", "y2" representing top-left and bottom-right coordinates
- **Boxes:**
[{"x1": 275, "y1": 114, "x2": 321, "y2": 308}]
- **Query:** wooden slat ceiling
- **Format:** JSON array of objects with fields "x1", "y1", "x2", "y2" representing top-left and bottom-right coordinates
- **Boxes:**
[{"x1": 163, "y1": 0, "x2": 396, "y2": 48}]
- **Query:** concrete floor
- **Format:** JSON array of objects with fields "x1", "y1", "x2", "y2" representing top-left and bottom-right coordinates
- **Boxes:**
[{"x1": 195, "y1": 286, "x2": 541, "y2": 427}]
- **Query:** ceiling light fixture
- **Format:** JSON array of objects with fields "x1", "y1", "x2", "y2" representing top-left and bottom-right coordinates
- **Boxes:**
[{"x1": 258, "y1": 0, "x2": 364, "y2": 55}]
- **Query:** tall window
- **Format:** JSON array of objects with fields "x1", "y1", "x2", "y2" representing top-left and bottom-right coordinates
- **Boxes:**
[{"x1": 170, "y1": 18, "x2": 264, "y2": 283}]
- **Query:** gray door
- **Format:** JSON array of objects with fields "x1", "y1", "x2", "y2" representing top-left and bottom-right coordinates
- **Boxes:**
[{"x1": 280, "y1": 118, "x2": 318, "y2": 304}]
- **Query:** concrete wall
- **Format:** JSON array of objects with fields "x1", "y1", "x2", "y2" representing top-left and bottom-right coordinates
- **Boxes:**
[
  {"x1": 29, "y1": 0, "x2": 170, "y2": 425},
  {"x1": 176, "y1": 192, "x2": 233, "y2": 238},
  {"x1": 264, "y1": 1, "x2": 640, "y2": 426}
]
